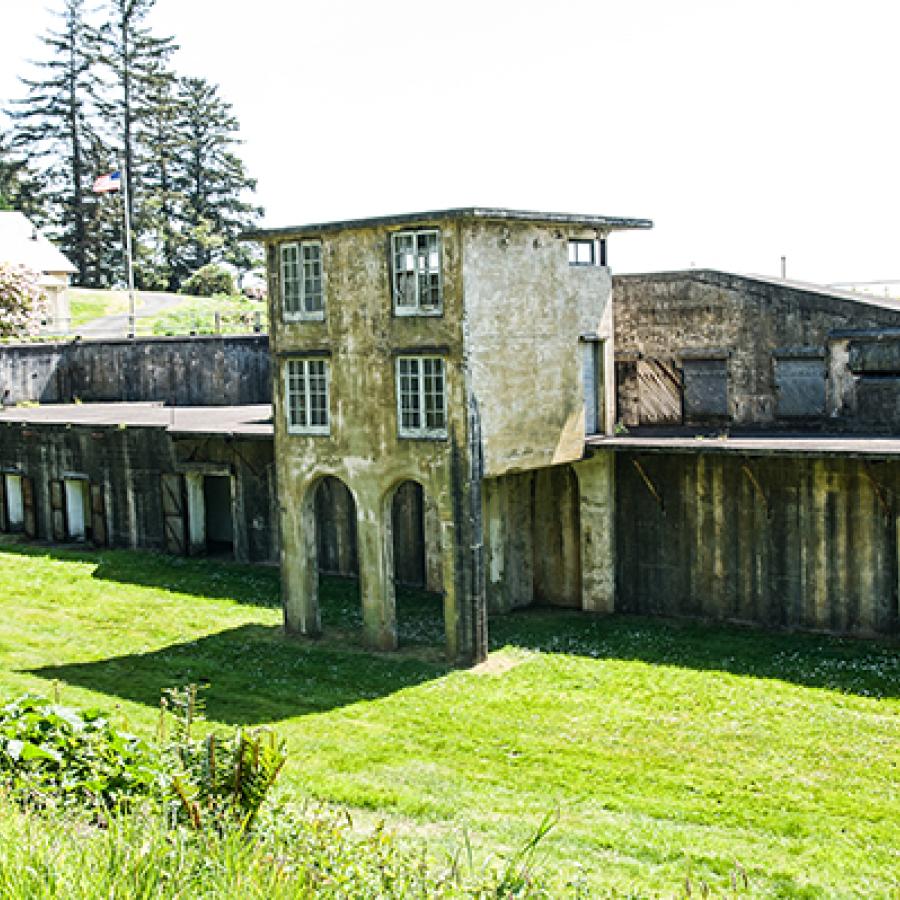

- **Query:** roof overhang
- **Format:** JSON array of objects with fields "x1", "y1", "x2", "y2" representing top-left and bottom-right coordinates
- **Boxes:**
[{"x1": 242, "y1": 207, "x2": 653, "y2": 242}]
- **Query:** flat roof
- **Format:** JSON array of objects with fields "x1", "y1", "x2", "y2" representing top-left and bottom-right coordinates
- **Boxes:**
[
  {"x1": 588, "y1": 433, "x2": 900, "y2": 459},
  {"x1": 243, "y1": 207, "x2": 653, "y2": 241},
  {"x1": 0, "y1": 403, "x2": 273, "y2": 438}
]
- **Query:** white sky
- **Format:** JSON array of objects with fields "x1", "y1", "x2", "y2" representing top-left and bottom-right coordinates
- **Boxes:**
[{"x1": 1, "y1": 0, "x2": 898, "y2": 283}]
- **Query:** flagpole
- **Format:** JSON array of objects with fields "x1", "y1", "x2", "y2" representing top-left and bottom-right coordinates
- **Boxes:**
[{"x1": 121, "y1": 160, "x2": 135, "y2": 337}]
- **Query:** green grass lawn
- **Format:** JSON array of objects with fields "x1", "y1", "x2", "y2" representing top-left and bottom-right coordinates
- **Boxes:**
[
  {"x1": 1, "y1": 542, "x2": 897, "y2": 897},
  {"x1": 68, "y1": 288, "x2": 133, "y2": 327}
]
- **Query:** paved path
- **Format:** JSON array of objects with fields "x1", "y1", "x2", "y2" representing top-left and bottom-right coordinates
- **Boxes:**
[{"x1": 71, "y1": 291, "x2": 185, "y2": 337}]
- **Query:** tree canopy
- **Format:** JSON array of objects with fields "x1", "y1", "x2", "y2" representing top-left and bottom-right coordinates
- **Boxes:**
[{"x1": 4, "y1": 0, "x2": 263, "y2": 290}]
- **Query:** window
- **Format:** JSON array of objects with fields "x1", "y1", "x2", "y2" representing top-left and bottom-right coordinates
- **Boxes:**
[
  {"x1": 682, "y1": 357, "x2": 728, "y2": 419},
  {"x1": 285, "y1": 358, "x2": 330, "y2": 434},
  {"x1": 281, "y1": 241, "x2": 323, "y2": 319},
  {"x1": 568, "y1": 239, "x2": 595, "y2": 266},
  {"x1": 396, "y1": 356, "x2": 447, "y2": 438},
  {"x1": 392, "y1": 230, "x2": 441, "y2": 314}
]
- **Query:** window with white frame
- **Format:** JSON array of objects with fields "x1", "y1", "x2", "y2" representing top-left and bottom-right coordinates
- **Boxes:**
[
  {"x1": 396, "y1": 356, "x2": 447, "y2": 438},
  {"x1": 392, "y1": 230, "x2": 442, "y2": 314},
  {"x1": 285, "y1": 358, "x2": 330, "y2": 434},
  {"x1": 568, "y1": 239, "x2": 595, "y2": 266},
  {"x1": 280, "y1": 241, "x2": 323, "y2": 318}
]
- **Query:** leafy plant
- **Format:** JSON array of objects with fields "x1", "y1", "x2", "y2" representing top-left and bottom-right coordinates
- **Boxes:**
[
  {"x1": 0, "y1": 264, "x2": 48, "y2": 337},
  {"x1": 161, "y1": 684, "x2": 286, "y2": 832},
  {"x1": 0, "y1": 694, "x2": 157, "y2": 810}
]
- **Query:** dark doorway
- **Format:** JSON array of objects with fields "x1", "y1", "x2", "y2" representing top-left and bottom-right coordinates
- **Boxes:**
[
  {"x1": 203, "y1": 475, "x2": 234, "y2": 556},
  {"x1": 392, "y1": 480, "x2": 426, "y2": 587},
  {"x1": 314, "y1": 476, "x2": 358, "y2": 576}
]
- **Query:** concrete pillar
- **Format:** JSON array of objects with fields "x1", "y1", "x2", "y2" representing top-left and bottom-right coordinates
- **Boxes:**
[
  {"x1": 359, "y1": 502, "x2": 397, "y2": 651},
  {"x1": 280, "y1": 483, "x2": 320, "y2": 636},
  {"x1": 574, "y1": 450, "x2": 616, "y2": 613}
]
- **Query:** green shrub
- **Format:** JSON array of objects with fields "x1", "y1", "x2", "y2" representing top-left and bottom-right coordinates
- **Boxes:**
[
  {"x1": 180, "y1": 264, "x2": 235, "y2": 297},
  {"x1": 0, "y1": 694, "x2": 157, "y2": 810}
]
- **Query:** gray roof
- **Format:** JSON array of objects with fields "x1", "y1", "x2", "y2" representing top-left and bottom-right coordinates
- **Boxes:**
[
  {"x1": 0, "y1": 403, "x2": 273, "y2": 438},
  {"x1": 0, "y1": 212, "x2": 77, "y2": 275},
  {"x1": 614, "y1": 268, "x2": 900, "y2": 314},
  {"x1": 243, "y1": 207, "x2": 653, "y2": 241}
]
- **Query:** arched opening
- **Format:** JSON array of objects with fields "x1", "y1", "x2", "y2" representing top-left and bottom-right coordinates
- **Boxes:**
[
  {"x1": 311, "y1": 475, "x2": 360, "y2": 633},
  {"x1": 388, "y1": 479, "x2": 445, "y2": 646}
]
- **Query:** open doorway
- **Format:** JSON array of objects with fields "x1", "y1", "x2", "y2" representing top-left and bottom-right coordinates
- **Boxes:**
[
  {"x1": 203, "y1": 475, "x2": 234, "y2": 556},
  {"x1": 389, "y1": 479, "x2": 444, "y2": 646},
  {"x1": 310, "y1": 475, "x2": 360, "y2": 632}
]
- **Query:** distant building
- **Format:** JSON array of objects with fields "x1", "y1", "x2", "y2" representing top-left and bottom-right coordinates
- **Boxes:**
[{"x1": 0, "y1": 211, "x2": 76, "y2": 333}]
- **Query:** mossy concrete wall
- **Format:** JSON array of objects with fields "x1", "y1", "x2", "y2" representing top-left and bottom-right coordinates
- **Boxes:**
[
  {"x1": 0, "y1": 335, "x2": 270, "y2": 406},
  {"x1": 614, "y1": 449, "x2": 899, "y2": 636},
  {"x1": 614, "y1": 271, "x2": 900, "y2": 429},
  {"x1": 266, "y1": 218, "x2": 484, "y2": 663},
  {"x1": 464, "y1": 220, "x2": 614, "y2": 475},
  {"x1": 0, "y1": 421, "x2": 276, "y2": 563}
]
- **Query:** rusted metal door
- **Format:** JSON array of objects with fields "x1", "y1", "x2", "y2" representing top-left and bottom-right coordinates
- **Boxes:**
[
  {"x1": 89, "y1": 483, "x2": 107, "y2": 547},
  {"x1": 22, "y1": 478, "x2": 36, "y2": 538},
  {"x1": 49, "y1": 480, "x2": 66, "y2": 541},
  {"x1": 161, "y1": 474, "x2": 187, "y2": 555},
  {"x1": 637, "y1": 360, "x2": 682, "y2": 425}
]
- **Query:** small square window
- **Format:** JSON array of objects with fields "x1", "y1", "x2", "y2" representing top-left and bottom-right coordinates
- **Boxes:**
[
  {"x1": 281, "y1": 241, "x2": 324, "y2": 319},
  {"x1": 285, "y1": 358, "x2": 330, "y2": 434},
  {"x1": 568, "y1": 239, "x2": 596, "y2": 266},
  {"x1": 396, "y1": 356, "x2": 447, "y2": 438},
  {"x1": 392, "y1": 230, "x2": 442, "y2": 314}
]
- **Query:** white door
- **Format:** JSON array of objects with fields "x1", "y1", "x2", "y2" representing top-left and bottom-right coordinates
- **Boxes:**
[
  {"x1": 64, "y1": 479, "x2": 86, "y2": 540},
  {"x1": 5, "y1": 475, "x2": 23, "y2": 529}
]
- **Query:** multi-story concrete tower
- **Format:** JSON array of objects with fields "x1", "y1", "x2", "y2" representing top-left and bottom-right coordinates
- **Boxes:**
[{"x1": 247, "y1": 208, "x2": 652, "y2": 664}]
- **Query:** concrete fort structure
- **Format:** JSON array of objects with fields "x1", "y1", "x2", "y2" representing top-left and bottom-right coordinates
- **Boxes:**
[
  {"x1": 245, "y1": 208, "x2": 652, "y2": 664},
  {"x1": 2, "y1": 220, "x2": 900, "y2": 661}
]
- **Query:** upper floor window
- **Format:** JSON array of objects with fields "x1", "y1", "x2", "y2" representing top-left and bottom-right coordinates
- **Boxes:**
[
  {"x1": 396, "y1": 356, "x2": 447, "y2": 438},
  {"x1": 392, "y1": 230, "x2": 442, "y2": 314},
  {"x1": 568, "y1": 238, "x2": 607, "y2": 267},
  {"x1": 285, "y1": 358, "x2": 329, "y2": 434},
  {"x1": 281, "y1": 241, "x2": 323, "y2": 320}
]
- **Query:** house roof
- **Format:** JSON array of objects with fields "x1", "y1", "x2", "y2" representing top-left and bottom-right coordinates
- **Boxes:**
[
  {"x1": 614, "y1": 268, "x2": 900, "y2": 314},
  {"x1": 0, "y1": 211, "x2": 77, "y2": 275},
  {"x1": 243, "y1": 207, "x2": 654, "y2": 241}
]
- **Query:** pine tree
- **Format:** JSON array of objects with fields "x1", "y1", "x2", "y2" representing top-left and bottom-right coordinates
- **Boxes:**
[
  {"x1": 172, "y1": 76, "x2": 263, "y2": 287},
  {"x1": 0, "y1": 126, "x2": 47, "y2": 220},
  {"x1": 6, "y1": 0, "x2": 105, "y2": 284},
  {"x1": 94, "y1": 0, "x2": 177, "y2": 288}
]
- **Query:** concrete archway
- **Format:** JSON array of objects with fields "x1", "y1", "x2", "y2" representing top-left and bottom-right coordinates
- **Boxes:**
[{"x1": 382, "y1": 478, "x2": 445, "y2": 648}]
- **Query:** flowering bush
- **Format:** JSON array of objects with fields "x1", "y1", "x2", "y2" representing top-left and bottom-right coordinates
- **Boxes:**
[{"x1": 0, "y1": 263, "x2": 48, "y2": 336}]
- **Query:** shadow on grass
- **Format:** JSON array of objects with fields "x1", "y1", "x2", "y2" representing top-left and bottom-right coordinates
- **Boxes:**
[
  {"x1": 5, "y1": 542, "x2": 897, "y2": 700},
  {"x1": 26, "y1": 623, "x2": 450, "y2": 726},
  {"x1": 491, "y1": 606, "x2": 900, "y2": 700},
  {"x1": 0, "y1": 541, "x2": 280, "y2": 607}
]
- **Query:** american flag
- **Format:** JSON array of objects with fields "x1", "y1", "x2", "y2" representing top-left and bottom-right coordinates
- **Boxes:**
[{"x1": 92, "y1": 171, "x2": 122, "y2": 193}]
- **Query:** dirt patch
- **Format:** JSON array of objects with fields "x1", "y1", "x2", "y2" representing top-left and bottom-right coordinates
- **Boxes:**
[{"x1": 470, "y1": 650, "x2": 526, "y2": 676}]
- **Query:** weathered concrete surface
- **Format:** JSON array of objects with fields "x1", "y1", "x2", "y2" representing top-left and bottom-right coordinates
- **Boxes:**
[
  {"x1": 260, "y1": 210, "x2": 647, "y2": 663},
  {"x1": 0, "y1": 335, "x2": 271, "y2": 406},
  {"x1": 267, "y1": 216, "x2": 481, "y2": 662},
  {"x1": 613, "y1": 448, "x2": 899, "y2": 636},
  {"x1": 463, "y1": 220, "x2": 616, "y2": 475},
  {"x1": 0, "y1": 415, "x2": 276, "y2": 563},
  {"x1": 614, "y1": 270, "x2": 900, "y2": 430}
]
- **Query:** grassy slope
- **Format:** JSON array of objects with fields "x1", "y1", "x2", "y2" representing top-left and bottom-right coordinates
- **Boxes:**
[
  {"x1": 0, "y1": 543, "x2": 897, "y2": 897},
  {"x1": 137, "y1": 294, "x2": 267, "y2": 336},
  {"x1": 68, "y1": 288, "x2": 133, "y2": 327}
]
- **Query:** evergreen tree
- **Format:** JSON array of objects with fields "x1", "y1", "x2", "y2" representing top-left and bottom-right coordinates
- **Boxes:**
[
  {"x1": 172, "y1": 76, "x2": 262, "y2": 287},
  {"x1": 6, "y1": 0, "x2": 104, "y2": 284},
  {"x1": 0, "y1": 126, "x2": 46, "y2": 220},
  {"x1": 93, "y1": 0, "x2": 177, "y2": 285}
]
